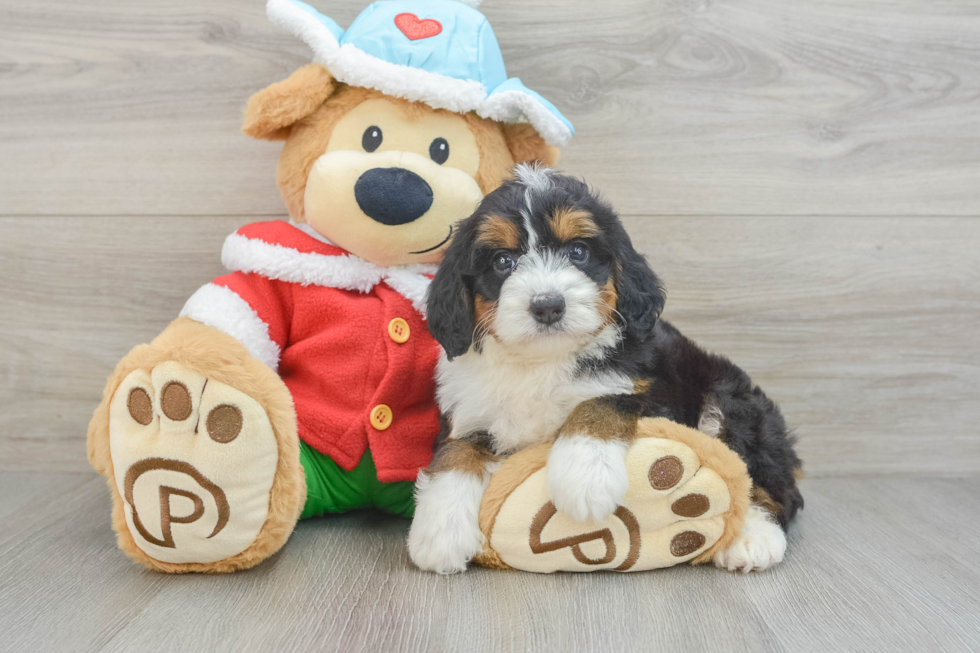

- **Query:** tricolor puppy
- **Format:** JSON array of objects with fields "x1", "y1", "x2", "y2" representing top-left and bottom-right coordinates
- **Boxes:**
[{"x1": 408, "y1": 166, "x2": 804, "y2": 574}]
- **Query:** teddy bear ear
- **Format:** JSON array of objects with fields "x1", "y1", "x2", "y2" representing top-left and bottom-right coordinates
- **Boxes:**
[
  {"x1": 502, "y1": 123, "x2": 561, "y2": 168},
  {"x1": 242, "y1": 63, "x2": 337, "y2": 141}
]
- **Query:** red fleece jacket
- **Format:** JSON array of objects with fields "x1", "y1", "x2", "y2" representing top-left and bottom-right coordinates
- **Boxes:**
[{"x1": 180, "y1": 220, "x2": 442, "y2": 482}]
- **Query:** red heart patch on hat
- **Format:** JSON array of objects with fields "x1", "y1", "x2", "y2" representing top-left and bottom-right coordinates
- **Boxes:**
[{"x1": 395, "y1": 13, "x2": 442, "y2": 41}]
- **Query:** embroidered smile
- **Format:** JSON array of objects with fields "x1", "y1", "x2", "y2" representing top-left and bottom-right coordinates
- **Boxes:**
[{"x1": 409, "y1": 226, "x2": 453, "y2": 255}]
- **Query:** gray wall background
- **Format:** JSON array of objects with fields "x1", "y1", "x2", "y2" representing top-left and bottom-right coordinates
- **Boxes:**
[{"x1": 2, "y1": 0, "x2": 978, "y2": 475}]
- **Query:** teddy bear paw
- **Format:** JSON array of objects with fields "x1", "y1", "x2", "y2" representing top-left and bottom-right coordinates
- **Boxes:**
[
  {"x1": 477, "y1": 423, "x2": 752, "y2": 573},
  {"x1": 108, "y1": 361, "x2": 280, "y2": 566}
]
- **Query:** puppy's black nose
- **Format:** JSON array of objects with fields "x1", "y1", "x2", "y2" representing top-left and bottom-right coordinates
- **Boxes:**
[
  {"x1": 354, "y1": 167, "x2": 433, "y2": 225},
  {"x1": 530, "y1": 295, "x2": 566, "y2": 325}
]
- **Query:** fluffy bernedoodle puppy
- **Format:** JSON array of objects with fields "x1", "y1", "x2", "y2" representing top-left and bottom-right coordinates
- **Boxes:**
[{"x1": 408, "y1": 166, "x2": 804, "y2": 574}]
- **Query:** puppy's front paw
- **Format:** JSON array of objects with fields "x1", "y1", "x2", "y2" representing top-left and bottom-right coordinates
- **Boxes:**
[
  {"x1": 713, "y1": 506, "x2": 787, "y2": 573},
  {"x1": 408, "y1": 471, "x2": 486, "y2": 574},
  {"x1": 547, "y1": 436, "x2": 629, "y2": 523}
]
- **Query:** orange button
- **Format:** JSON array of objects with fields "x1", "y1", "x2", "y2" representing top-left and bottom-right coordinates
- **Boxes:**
[
  {"x1": 388, "y1": 317, "x2": 410, "y2": 344},
  {"x1": 370, "y1": 404, "x2": 393, "y2": 431}
]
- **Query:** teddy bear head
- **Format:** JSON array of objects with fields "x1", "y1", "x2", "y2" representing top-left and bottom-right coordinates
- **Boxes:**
[
  {"x1": 239, "y1": 0, "x2": 574, "y2": 268},
  {"x1": 242, "y1": 64, "x2": 559, "y2": 267}
]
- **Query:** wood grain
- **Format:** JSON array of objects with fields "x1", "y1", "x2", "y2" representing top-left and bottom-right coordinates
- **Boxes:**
[
  {"x1": 1, "y1": 0, "x2": 979, "y2": 216},
  {"x1": 1, "y1": 215, "x2": 978, "y2": 474},
  {"x1": 1, "y1": 474, "x2": 979, "y2": 652}
]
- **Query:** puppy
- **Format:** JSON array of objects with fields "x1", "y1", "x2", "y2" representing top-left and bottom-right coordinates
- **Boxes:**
[{"x1": 408, "y1": 166, "x2": 804, "y2": 574}]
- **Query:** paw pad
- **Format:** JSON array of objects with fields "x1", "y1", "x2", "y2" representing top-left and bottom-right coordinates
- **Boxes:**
[
  {"x1": 127, "y1": 388, "x2": 153, "y2": 426},
  {"x1": 207, "y1": 405, "x2": 243, "y2": 443},
  {"x1": 670, "y1": 531, "x2": 706, "y2": 557},
  {"x1": 648, "y1": 455, "x2": 684, "y2": 490},
  {"x1": 671, "y1": 493, "x2": 710, "y2": 518},
  {"x1": 161, "y1": 381, "x2": 193, "y2": 421}
]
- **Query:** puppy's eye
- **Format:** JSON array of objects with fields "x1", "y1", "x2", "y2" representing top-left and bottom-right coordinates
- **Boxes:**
[
  {"x1": 362, "y1": 126, "x2": 383, "y2": 153},
  {"x1": 492, "y1": 252, "x2": 515, "y2": 274},
  {"x1": 568, "y1": 243, "x2": 590, "y2": 264},
  {"x1": 429, "y1": 137, "x2": 449, "y2": 164}
]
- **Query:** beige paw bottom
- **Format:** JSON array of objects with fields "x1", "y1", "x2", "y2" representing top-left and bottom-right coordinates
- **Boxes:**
[
  {"x1": 480, "y1": 433, "x2": 736, "y2": 573},
  {"x1": 109, "y1": 361, "x2": 278, "y2": 564}
]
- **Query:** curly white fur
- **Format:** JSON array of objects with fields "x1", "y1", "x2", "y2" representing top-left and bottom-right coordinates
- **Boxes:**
[
  {"x1": 547, "y1": 436, "x2": 629, "y2": 523},
  {"x1": 408, "y1": 470, "x2": 490, "y2": 574},
  {"x1": 713, "y1": 505, "x2": 787, "y2": 573}
]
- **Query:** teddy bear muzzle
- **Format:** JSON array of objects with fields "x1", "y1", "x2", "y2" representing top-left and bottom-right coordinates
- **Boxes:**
[{"x1": 303, "y1": 148, "x2": 483, "y2": 266}]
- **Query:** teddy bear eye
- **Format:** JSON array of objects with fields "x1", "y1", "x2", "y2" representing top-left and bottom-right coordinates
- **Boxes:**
[
  {"x1": 429, "y1": 137, "x2": 449, "y2": 165},
  {"x1": 362, "y1": 126, "x2": 383, "y2": 153}
]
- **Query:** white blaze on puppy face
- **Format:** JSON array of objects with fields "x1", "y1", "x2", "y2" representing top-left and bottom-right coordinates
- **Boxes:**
[
  {"x1": 487, "y1": 162, "x2": 608, "y2": 354},
  {"x1": 514, "y1": 163, "x2": 554, "y2": 203},
  {"x1": 515, "y1": 163, "x2": 552, "y2": 250},
  {"x1": 493, "y1": 250, "x2": 606, "y2": 354}
]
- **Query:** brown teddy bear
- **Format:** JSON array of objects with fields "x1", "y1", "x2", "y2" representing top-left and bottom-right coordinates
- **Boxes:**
[{"x1": 87, "y1": 0, "x2": 571, "y2": 573}]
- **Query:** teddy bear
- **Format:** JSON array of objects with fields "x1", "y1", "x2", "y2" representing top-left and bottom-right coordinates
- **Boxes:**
[{"x1": 87, "y1": 0, "x2": 573, "y2": 573}]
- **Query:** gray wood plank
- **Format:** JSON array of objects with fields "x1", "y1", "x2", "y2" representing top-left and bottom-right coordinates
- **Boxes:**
[
  {"x1": 0, "y1": 475, "x2": 173, "y2": 652},
  {"x1": 2, "y1": 215, "x2": 979, "y2": 475},
  {"x1": 628, "y1": 215, "x2": 980, "y2": 477},
  {"x1": 2, "y1": 0, "x2": 979, "y2": 216},
  {"x1": 746, "y1": 477, "x2": 980, "y2": 652},
  {"x1": 0, "y1": 215, "x2": 245, "y2": 472},
  {"x1": 0, "y1": 472, "x2": 86, "y2": 522},
  {"x1": 1, "y1": 474, "x2": 979, "y2": 652}
]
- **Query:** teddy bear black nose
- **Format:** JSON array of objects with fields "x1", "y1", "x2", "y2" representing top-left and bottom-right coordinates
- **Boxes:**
[{"x1": 354, "y1": 167, "x2": 434, "y2": 226}]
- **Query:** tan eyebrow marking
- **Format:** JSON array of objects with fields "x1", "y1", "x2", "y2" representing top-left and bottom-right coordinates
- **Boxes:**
[
  {"x1": 476, "y1": 214, "x2": 520, "y2": 249},
  {"x1": 474, "y1": 294, "x2": 498, "y2": 339},
  {"x1": 549, "y1": 207, "x2": 599, "y2": 242}
]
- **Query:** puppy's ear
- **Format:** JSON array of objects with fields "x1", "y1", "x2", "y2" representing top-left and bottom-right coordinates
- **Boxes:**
[
  {"x1": 502, "y1": 123, "x2": 560, "y2": 168},
  {"x1": 426, "y1": 232, "x2": 476, "y2": 360},
  {"x1": 616, "y1": 247, "x2": 666, "y2": 341},
  {"x1": 243, "y1": 64, "x2": 336, "y2": 141}
]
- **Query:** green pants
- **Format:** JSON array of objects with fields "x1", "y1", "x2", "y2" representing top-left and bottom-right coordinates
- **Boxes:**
[{"x1": 299, "y1": 441, "x2": 416, "y2": 519}]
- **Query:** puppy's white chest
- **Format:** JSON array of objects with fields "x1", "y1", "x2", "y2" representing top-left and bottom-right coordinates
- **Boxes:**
[{"x1": 436, "y1": 347, "x2": 632, "y2": 454}]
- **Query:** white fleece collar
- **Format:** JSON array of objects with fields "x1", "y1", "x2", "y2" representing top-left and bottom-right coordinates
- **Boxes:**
[{"x1": 220, "y1": 221, "x2": 437, "y2": 317}]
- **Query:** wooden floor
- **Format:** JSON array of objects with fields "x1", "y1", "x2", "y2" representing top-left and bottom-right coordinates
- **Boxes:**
[{"x1": 1, "y1": 473, "x2": 979, "y2": 652}]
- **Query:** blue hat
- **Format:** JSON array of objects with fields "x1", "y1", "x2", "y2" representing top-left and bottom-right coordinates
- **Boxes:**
[{"x1": 267, "y1": 0, "x2": 574, "y2": 146}]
